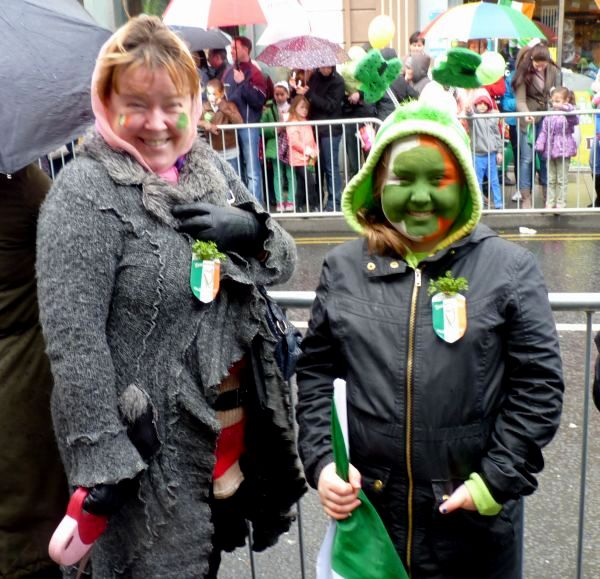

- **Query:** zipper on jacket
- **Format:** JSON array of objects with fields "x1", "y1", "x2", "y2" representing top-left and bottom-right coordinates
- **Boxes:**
[{"x1": 406, "y1": 266, "x2": 422, "y2": 574}]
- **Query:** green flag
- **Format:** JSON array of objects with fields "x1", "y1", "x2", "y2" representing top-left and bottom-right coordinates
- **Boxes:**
[{"x1": 320, "y1": 384, "x2": 409, "y2": 579}]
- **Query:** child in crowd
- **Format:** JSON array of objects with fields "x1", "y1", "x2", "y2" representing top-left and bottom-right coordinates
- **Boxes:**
[
  {"x1": 198, "y1": 78, "x2": 242, "y2": 174},
  {"x1": 535, "y1": 87, "x2": 578, "y2": 209},
  {"x1": 286, "y1": 95, "x2": 319, "y2": 212},
  {"x1": 261, "y1": 80, "x2": 296, "y2": 211},
  {"x1": 471, "y1": 91, "x2": 503, "y2": 209}
]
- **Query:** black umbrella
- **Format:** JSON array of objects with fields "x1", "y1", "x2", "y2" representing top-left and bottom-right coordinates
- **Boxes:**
[
  {"x1": 0, "y1": 0, "x2": 111, "y2": 173},
  {"x1": 169, "y1": 26, "x2": 231, "y2": 51}
]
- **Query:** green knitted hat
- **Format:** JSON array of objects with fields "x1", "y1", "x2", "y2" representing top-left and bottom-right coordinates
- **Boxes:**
[{"x1": 342, "y1": 99, "x2": 482, "y2": 251}]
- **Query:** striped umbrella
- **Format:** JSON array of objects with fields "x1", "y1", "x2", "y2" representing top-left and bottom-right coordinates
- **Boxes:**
[{"x1": 421, "y1": 2, "x2": 546, "y2": 42}]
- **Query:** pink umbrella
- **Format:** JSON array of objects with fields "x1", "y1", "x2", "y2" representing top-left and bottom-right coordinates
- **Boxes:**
[
  {"x1": 257, "y1": 35, "x2": 349, "y2": 69},
  {"x1": 163, "y1": 0, "x2": 266, "y2": 29}
]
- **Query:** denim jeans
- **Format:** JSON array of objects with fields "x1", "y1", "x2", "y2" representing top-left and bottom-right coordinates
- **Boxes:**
[
  {"x1": 238, "y1": 127, "x2": 263, "y2": 203},
  {"x1": 227, "y1": 156, "x2": 240, "y2": 176},
  {"x1": 475, "y1": 154, "x2": 502, "y2": 208},
  {"x1": 518, "y1": 125, "x2": 547, "y2": 192},
  {"x1": 320, "y1": 134, "x2": 342, "y2": 211}
]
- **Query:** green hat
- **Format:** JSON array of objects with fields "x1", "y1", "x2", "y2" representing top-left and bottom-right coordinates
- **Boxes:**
[
  {"x1": 342, "y1": 99, "x2": 482, "y2": 252},
  {"x1": 432, "y1": 47, "x2": 482, "y2": 89}
]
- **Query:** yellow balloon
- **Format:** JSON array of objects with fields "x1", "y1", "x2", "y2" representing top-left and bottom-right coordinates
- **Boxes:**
[{"x1": 368, "y1": 15, "x2": 395, "y2": 50}]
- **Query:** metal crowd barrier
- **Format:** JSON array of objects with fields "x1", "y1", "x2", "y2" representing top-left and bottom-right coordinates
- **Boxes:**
[
  {"x1": 247, "y1": 291, "x2": 599, "y2": 579},
  {"x1": 40, "y1": 108, "x2": 600, "y2": 215}
]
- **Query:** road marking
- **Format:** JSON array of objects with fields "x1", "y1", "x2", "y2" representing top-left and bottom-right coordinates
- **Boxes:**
[
  {"x1": 290, "y1": 321, "x2": 599, "y2": 332},
  {"x1": 294, "y1": 232, "x2": 600, "y2": 245}
]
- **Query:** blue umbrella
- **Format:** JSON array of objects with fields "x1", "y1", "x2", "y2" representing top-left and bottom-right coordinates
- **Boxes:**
[{"x1": 0, "y1": 0, "x2": 111, "y2": 173}]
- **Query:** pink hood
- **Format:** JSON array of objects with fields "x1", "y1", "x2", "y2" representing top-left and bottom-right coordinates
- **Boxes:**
[{"x1": 90, "y1": 35, "x2": 202, "y2": 181}]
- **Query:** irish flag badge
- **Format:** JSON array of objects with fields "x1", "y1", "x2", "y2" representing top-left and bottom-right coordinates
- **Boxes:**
[
  {"x1": 190, "y1": 241, "x2": 226, "y2": 304},
  {"x1": 428, "y1": 271, "x2": 469, "y2": 344}
]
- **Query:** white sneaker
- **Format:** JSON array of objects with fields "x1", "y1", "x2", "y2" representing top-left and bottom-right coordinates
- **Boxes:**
[{"x1": 511, "y1": 190, "x2": 522, "y2": 202}]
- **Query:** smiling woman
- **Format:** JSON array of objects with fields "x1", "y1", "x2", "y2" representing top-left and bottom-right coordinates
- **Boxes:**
[{"x1": 36, "y1": 14, "x2": 305, "y2": 579}]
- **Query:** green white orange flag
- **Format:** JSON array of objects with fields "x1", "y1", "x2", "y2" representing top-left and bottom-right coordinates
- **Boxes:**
[
  {"x1": 316, "y1": 380, "x2": 409, "y2": 579},
  {"x1": 497, "y1": 0, "x2": 535, "y2": 19}
]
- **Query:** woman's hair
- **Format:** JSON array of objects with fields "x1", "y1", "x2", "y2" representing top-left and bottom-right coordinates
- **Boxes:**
[
  {"x1": 512, "y1": 43, "x2": 556, "y2": 92},
  {"x1": 95, "y1": 15, "x2": 199, "y2": 105},
  {"x1": 356, "y1": 146, "x2": 408, "y2": 256},
  {"x1": 288, "y1": 95, "x2": 310, "y2": 120},
  {"x1": 206, "y1": 78, "x2": 225, "y2": 96},
  {"x1": 551, "y1": 86, "x2": 575, "y2": 105}
]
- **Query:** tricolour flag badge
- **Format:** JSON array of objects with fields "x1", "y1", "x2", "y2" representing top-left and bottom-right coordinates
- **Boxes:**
[
  {"x1": 431, "y1": 292, "x2": 467, "y2": 343},
  {"x1": 190, "y1": 257, "x2": 221, "y2": 303}
]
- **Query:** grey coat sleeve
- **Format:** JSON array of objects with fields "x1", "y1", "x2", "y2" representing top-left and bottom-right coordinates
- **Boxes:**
[
  {"x1": 481, "y1": 249, "x2": 564, "y2": 502},
  {"x1": 36, "y1": 168, "x2": 146, "y2": 487}
]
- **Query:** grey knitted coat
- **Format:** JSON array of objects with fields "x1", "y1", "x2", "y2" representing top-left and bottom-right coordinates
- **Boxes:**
[{"x1": 36, "y1": 131, "x2": 306, "y2": 578}]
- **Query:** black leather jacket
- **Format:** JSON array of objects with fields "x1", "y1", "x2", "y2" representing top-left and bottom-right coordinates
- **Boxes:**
[{"x1": 296, "y1": 224, "x2": 563, "y2": 577}]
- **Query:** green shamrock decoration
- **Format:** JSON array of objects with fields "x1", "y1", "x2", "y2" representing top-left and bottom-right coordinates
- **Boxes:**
[
  {"x1": 428, "y1": 271, "x2": 469, "y2": 297},
  {"x1": 354, "y1": 49, "x2": 402, "y2": 104}
]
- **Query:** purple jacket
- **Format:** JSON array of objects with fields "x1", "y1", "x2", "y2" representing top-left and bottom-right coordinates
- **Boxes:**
[{"x1": 535, "y1": 105, "x2": 579, "y2": 159}]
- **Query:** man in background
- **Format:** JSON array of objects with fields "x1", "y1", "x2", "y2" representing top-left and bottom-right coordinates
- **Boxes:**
[{"x1": 223, "y1": 36, "x2": 267, "y2": 202}]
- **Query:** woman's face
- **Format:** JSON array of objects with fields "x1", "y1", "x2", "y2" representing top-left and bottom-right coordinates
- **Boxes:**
[
  {"x1": 107, "y1": 65, "x2": 194, "y2": 172},
  {"x1": 381, "y1": 136, "x2": 464, "y2": 251},
  {"x1": 532, "y1": 59, "x2": 548, "y2": 73}
]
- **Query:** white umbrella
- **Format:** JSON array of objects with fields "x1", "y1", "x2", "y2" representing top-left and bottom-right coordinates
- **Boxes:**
[{"x1": 256, "y1": 0, "x2": 311, "y2": 46}]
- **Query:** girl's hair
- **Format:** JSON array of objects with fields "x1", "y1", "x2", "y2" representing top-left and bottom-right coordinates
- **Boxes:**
[
  {"x1": 551, "y1": 86, "x2": 575, "y2": 105},
  {"x1": 288, "y1": 95, "x2": 310, "y2": 120},
  {"x1": 95, "y1": 15, "x2": 199, "y2": 106},
  {"x1": 206, "y1": 78, "x2": 225, "y2": 96},
  {"x1": 356, "y1": 146, "x2": 408, "y2": 256},
  {"x1": 512, "y1": 43, "x2": 557, "y2": 92}
]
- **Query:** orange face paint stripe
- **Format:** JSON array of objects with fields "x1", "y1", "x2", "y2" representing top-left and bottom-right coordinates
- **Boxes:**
[{"x1": 418, "y1": 135, "x2": 462, "y2": 188}]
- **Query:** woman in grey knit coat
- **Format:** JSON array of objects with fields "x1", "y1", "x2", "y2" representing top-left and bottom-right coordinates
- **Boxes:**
[{"x1": 36, "y1": 16, "x2": 305, "y2": 578}]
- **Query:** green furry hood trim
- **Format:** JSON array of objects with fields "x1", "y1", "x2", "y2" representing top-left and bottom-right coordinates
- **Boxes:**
[{"x1": 342, "y1": 100, "x2": 482, "y2": 253}]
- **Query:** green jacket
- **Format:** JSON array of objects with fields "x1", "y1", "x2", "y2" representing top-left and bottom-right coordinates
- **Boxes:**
[
  {"x1": 260, "y1": 100, "x2": 284, "y2": 160},
  {"x1": 0, "y1": 164, "x2": 69, "y2": 578}
]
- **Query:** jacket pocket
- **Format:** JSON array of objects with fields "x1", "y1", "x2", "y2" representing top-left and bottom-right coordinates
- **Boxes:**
[{"x1": 430, "y1": 484, "x2": 515, "y2": 568}]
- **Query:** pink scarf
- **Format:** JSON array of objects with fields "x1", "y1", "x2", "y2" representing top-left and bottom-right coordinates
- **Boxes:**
[{"x1": 90, "y1": 36, "x2": 202, "y2": 183}]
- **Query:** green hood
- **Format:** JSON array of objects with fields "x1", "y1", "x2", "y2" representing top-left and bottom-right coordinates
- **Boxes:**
[{"x1": 342, "y1": 100, "x2": 482, "y2": 254}]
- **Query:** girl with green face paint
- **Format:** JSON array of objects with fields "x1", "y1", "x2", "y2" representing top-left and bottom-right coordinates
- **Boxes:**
[{"x1": 381, "y1": 135, "x2": 466, "y2": 253}]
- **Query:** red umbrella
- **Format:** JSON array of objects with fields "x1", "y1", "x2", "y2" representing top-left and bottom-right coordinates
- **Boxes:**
[
  {"x1": 257, "y1": 35, "x2": 349, "y2": 69},
  {"x1": 163, "y1": 0, "x2": 266, "y2": 29},
  {"x1": 532, "y1": 20, "x2": 558, "y2": 43}
]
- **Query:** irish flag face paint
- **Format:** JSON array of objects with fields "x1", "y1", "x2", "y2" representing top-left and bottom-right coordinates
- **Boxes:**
[
  {"x1": 118, "y1": 114, "x2": 130, "y2": 128},
  {"x1": 381, "y1": 135, "x2": 465, "y2": 251},
  {"x1": 176, "y1": 112, "x2": 189, "y2": 130}
]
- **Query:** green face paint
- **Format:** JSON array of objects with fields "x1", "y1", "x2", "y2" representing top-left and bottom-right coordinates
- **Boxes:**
[
  {"x1": 176, "y1": 112, "x2": 189, "y2": 130},
  {"x1": 118, "y1": 114, "x2": 128, "y2": 128},
  {"x1": 381, "y1": 136, "x2": 464, "y2": 250}
]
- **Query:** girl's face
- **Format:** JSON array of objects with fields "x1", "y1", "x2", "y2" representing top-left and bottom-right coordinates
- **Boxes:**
[
  {"x1": 475, "y1": 101, "x2": 489, "y2": 114},
  {"x1": 551, "y1": 93, "x2": 566, "y2": 109},
  {"x1": 296, "y1": 100, "x2": 309, "y2": 119},
  {"x1": 274, "y1": 88, "x2": 289, "y2": 105},
  {"x1": 207, "y1": 86, "x2": 222, "y2": 107},
  {"x1": 107, "y1": 65, "x2": 194, "y2": 172},
  {"x1": 381, "y1": 136, "x2": 464, "y2": 251}
]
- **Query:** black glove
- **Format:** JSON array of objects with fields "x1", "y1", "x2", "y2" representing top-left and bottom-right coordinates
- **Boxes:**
[
  {"x1": 172, "y1": 202, "x2": 266, "y2": 256},
  {"x1": 83, "y1": 479, "x2": 137, "y2": 517},
  {"x1": 127, "y1": 405, "x2": 160, "y2": 461}
]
